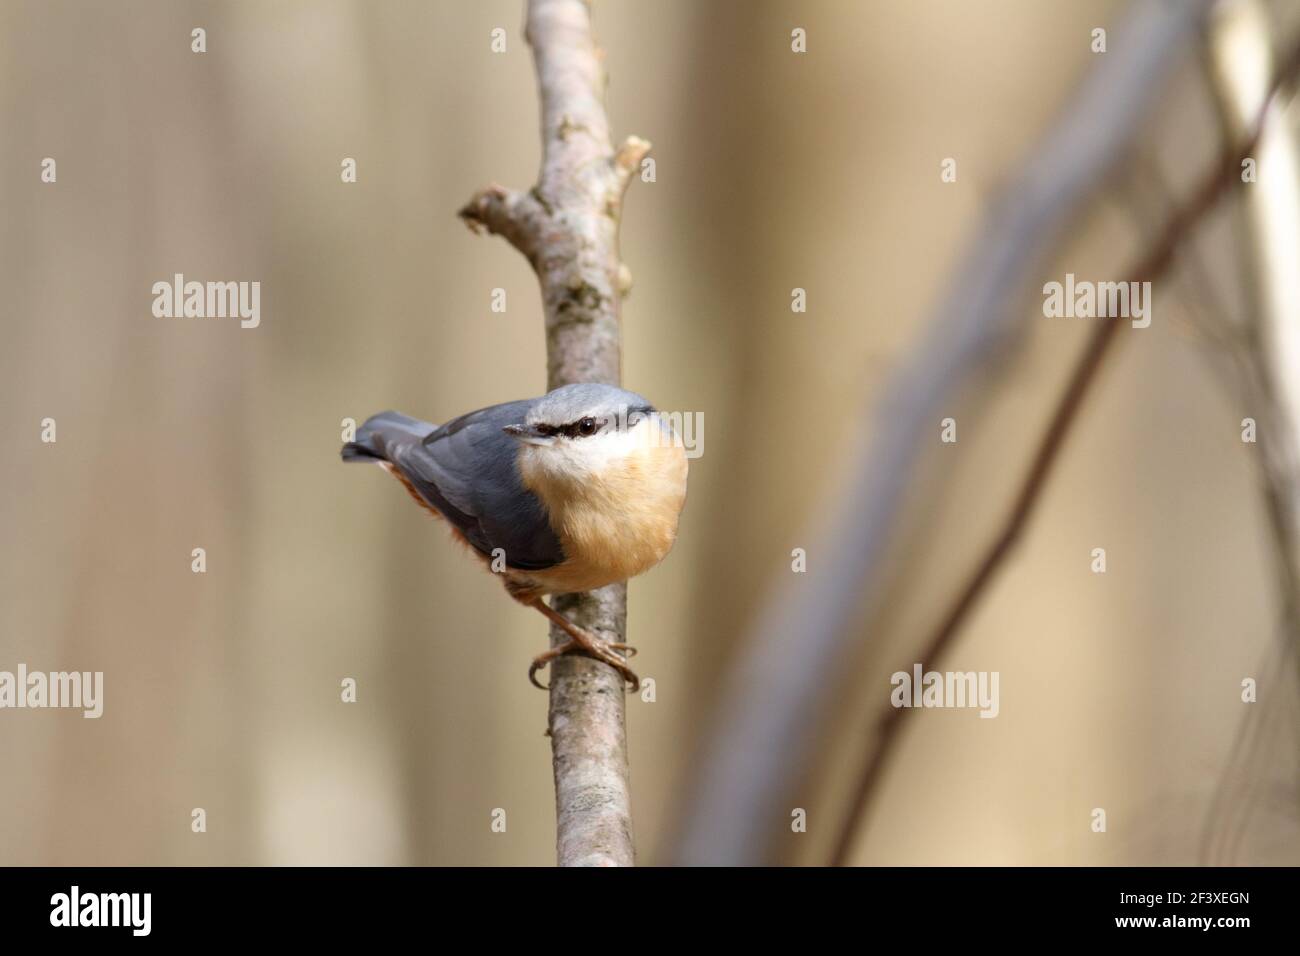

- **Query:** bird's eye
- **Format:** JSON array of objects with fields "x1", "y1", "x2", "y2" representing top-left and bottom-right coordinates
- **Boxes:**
[{"x1": 578, "y1": 417, "x2": 598, "y2": 436}]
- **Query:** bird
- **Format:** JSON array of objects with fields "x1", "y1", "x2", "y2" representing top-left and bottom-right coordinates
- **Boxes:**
[{"x1": 342, "y1": 383, "x2": 688, "y2": 690}]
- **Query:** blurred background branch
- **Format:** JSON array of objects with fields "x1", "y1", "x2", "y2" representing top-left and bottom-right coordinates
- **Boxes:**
[
  {"x1": 1199, "y1": 0, "x2": 1300, "y2": 864},
  {"x1": 832, "y1": 15, "x2": 1300, "y2": 865},
  {"x1": 668, "y1": 0, "x2": 1224, "y2": 866}
]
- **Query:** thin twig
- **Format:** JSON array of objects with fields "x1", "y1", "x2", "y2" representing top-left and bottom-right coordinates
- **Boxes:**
[
  {"x1": 460, "y1": 0, "x2": 649, "y2": 867},
  {"x1": 829, "y1": 26, "x2": 1300, "y2": 867}
]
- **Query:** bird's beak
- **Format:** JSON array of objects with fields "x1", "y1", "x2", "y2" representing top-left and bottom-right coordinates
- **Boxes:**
[{"x1": 503, "y1": 423, "x2": 554, "y2": 446}]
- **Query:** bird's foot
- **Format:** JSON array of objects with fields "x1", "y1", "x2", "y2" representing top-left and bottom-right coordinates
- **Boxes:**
[
  {"x1": 526, "y1": 599, "x2": 640, "y2": 690},
  {"x1": 522, "y1": 639, "x2": 634, "y2": 691},
  {"x1": 528, "y1": 640, "x2": 638, "y2": 692}
]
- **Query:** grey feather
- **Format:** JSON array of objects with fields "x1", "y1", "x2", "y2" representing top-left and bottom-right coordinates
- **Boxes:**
[
  {"x1": 525, "y1": 383, "x2": 654, "y2": 427},
  {"x1": 342, "y1": 402, "x2": 565, "y2": 571}
]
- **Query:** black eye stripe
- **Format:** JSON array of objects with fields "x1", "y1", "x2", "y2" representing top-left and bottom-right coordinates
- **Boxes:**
[
  {"x1": 554, "y1": 416, "x2": 605, "y2": 438},
  {"x1": 546, "y1": 406, "x2": 660, "y2": 438},
  {"x1": 537, "y1": 405, "x2": 658, "y2": 438}
]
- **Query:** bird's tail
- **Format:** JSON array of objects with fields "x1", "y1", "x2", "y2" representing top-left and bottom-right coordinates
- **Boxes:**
[{"x1": 341, "y1": 411, "x2": 437, "y2": 463}]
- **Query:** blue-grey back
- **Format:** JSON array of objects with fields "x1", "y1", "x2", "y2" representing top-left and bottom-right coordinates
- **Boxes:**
[{"x1": 348, "y1": 401, "x2": 565, "y2": 571}]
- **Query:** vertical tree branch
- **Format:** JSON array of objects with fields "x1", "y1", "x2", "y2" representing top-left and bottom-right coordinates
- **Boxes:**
[{"x1": 459, "y1": 0, "x2": 649, "y2": 867}]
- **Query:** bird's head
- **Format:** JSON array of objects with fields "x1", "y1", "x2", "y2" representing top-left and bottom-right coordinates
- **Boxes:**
[{"x1": 504, "y1": 383, "x2": 663, "y2": 485}]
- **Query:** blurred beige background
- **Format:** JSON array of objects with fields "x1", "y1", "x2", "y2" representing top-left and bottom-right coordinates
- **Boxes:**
[{"x1": 1, "y1": 0, "x2": 1296, "y2": 865}]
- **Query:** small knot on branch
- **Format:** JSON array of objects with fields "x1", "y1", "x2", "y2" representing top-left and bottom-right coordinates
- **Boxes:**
[
  {"x1": 612, "y1": 135, "x2": 651, "y2": 192},
  {"x1": 458, "y1": 183, "x2": 547, "y2": 262}
]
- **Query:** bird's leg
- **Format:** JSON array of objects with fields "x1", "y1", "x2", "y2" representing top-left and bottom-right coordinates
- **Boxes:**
[{"x1": 527, "y1": 598, "x2": 639, "y2": 692}]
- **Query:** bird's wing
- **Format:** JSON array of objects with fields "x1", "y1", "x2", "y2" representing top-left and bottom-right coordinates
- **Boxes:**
[{"x1": 358, "y1": 402, "x2": 565, "y2": 571}]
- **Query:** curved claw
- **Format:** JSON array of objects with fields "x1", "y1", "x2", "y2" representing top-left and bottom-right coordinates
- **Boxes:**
[
  {"x1": 611, "y1": 661, "x2": 640, "y2": 694},
  {"x1": 528, "y1": 658, "x2": 551, "y2": 691}
]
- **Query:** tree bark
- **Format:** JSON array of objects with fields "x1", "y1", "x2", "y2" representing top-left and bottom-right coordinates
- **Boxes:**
[{"x1": 459, "y1": 0, "x2": 648, "y2": 867}]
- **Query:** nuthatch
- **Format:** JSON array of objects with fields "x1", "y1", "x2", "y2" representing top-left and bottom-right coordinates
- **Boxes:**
[{"x1": 342, "y1": 383, "x2": 688, "y2": 690}]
